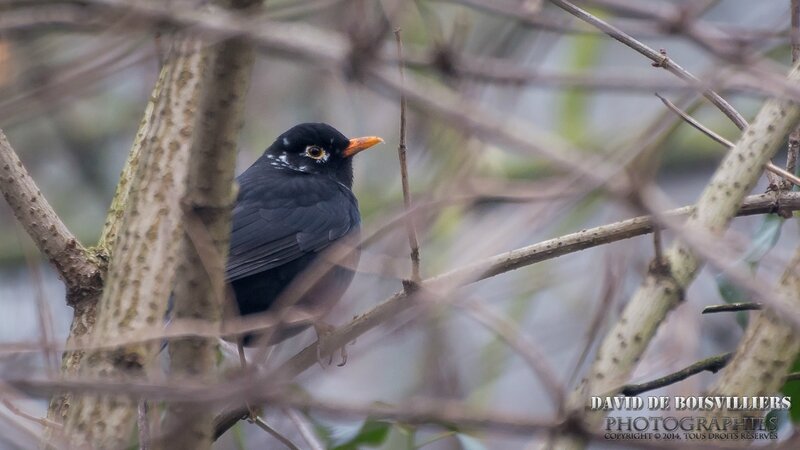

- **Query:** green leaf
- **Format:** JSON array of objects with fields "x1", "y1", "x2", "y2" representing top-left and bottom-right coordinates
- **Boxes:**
[
  {"x1": 765, "y1": 408, "x2": 786, "y2": 431},
  {"x1": 714, "y1": 213, "x2": 785, "y2": 328},
  {"x1": 233, "y1": 421, "x2": 247, "y2": 450},
  {"x1": 743, "y1": 214, "x2": 784, "y2": 263},
  {"x1": 715, "y1": 275, "x2": 749, "y2": 304},
  {"x1": 558, "y1": 31, "x2": 602, "y2": 146},
  {"x1": 332, "y1": 420, "x2": 393, "y2": 450}
]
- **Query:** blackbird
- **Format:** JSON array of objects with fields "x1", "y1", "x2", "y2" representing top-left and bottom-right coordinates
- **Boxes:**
[{"x1": 227, "y1": 123, "x2": 383, "y2": 345}]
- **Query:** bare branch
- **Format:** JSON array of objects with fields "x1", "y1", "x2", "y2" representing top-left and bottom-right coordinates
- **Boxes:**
[
  {"x1": 655, "y1": 93, "x2": 736, "y2": 148},
  {"x1": 211, "y1": 191, "x2": 800, "y2": 437},
  {"x1": 11, "y1": 374, "x2": 564, "y2": 439},
  {"x1": 393, "y1": 28, "x2": 421, "y2": 283},
  {"x1": 45, "y1": 0, "x2": 629, "y2": 194},
  {"x1": 793, "y1": 0, "x2": 800, "y2": 63},
  {"x1": 469, "y1": 0, "x2": 749, "y2": 129},
  {"x1": 656, "y1": 93, "x2": 800, "y2": 186},
  {"x1": 0, "y1": 130, "x2": 102, "y2": 300},
  {"x1": 457, "y1": 300, "x2": 565, "y2": 412},
  {"x1": 285, "y1": 409, "x2": 324, "y2": 450},
  {"x1": 1, "y1": 399, "x2": 61, "y2": 431},
  {"x1": 702, "y1": 303, "x2": 763, "y2": 314},
  {"x1": 617, "y1": 353, "x2": 732, "y2": 397},
  {"x1": 138, "y1": 401, "x2": 150, "y2": 450},
  {"x1": 2, "y1": 126, "x2": 106, "y2": 439},
  {"x1": 250, "y1": 416, "x2": 301, "y2": 450},
  {"x1": 619, "y1": 349, "x2": 800, "y2": 398}
]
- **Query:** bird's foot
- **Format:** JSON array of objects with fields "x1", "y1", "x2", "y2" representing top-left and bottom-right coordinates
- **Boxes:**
[{"x1": 314, "y1": 322, "x2": 348, "y2": 368}]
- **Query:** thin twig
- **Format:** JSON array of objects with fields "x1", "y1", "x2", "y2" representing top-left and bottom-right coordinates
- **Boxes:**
[
  {"x1": 137, "y1": 400, "x2": 149, "y2": 450},
  {"x1": 285, "y1": 408, "x2": 324, "y2": 450},
  {"x1": 793, "y1": 0, "x2": 800, "y2": 64},
  {"x1": 788, "y1": 130, "x2": 800, "y2": 191},
  {"x1": 655, "y1": 93, "x2": 735, "y2": 148},
  {"x1": 618, "y1": 353, "x2": 733, "y2": 397},
  {"x1": 656, "y1": 93, "x2": 800, "y2": 187},
  {"x1": 1, "y1": 191, "x2": 797, "y2": 357},
  {"x1": 567, "y1": 255, "x2": 619, "y2": 388},
  {"x1": 652, "y1": 227, "x2": 664, "y2": 267},
  {"x1": 394, "y1": 28, "x2": 421, "y2": 283},
  {"x1": 206, "y1": 193, "x2": 800, "y2": 439},
  {"x1": 1, "y1": 399, "x2": 62, "y2": 430},
  {"x1": 702, "y1": 302, "x2": 763, "y2": 314},
  {"x1": 545, "y1": 0, "x2": 748, "y2": 130},
  {"x1": 249, "y1": 416, "x2": 301, "y2": 450},
  {"x1": 789, "y1": 0, "x2": 800, "y2": 191},
  {"x1": 17, "y1": 227, "x2": 59, "y2": 377},
  {"x1": 235, "y1": 395, "x2": 560, "y2": 438},
  {"x1": 457, "y1": 299, "x2": 565, "y2": 413}
]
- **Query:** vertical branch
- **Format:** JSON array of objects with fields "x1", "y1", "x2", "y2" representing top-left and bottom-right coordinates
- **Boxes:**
[
  {"x1": 96, "y1": 63, "x2": 169, "y2": 253},
  {"x1": 789, "y1": 0, "x2": 800, "y2": 190},
  {"x1": 788, "y1": 131, "x2": 799, "y2": 187},
  {"x1": 138, "y1": 400, "x2": 150, "y2": 450},
  {"x1": 47, "y1": 56, "x2": 176, "y2": 429},
  {"x1": 393, "y1": 28, "x2": 421, "y2": 283},
  {"x1": 704, "y1": 248, "x2": 800, "y2": 433},
  {"x1": 60, "y1": 35, "x2": 209, "y2": 449},
  {"x1": 159, "y1": 1, "x2": 257, "y2": 447}
]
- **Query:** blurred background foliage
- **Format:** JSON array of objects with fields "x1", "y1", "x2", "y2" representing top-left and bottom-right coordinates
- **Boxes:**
[{"x1": 2, "y1": 0, "x2": 800, "y2": 448}]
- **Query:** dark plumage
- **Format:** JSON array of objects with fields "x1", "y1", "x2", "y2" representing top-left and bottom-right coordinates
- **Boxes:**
[{"x1": 227, "y1": 123, "x2": 382, "y2": 344}]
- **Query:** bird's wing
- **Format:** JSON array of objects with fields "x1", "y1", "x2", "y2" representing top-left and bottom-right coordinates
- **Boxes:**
[{"x1": 225, "y1": 174, "x2": 359, "y2": 282}]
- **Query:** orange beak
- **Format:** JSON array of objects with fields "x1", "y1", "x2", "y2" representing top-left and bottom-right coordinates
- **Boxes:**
[{"x1": 343, "y1": 136, "x2": 384, "y2": 158}]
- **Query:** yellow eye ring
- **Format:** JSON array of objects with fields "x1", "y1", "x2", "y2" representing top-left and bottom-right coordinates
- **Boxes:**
[{"x1": 305, "y1": 146, "x2": 326, "y2": 160}]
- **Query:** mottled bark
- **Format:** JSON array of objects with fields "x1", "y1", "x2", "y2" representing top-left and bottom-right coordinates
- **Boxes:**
[
  {"x1": 158, "y1": 6, "x2": 256, "y2": 448},
  {"x1": 44, "y1": 56, "x2": 171, "y2": 433},
  {"x1": 0, "y1": 130, "x2": 103, "y2": 299},
  {"x1": 59, "y1": 36, "x2": 208, "y2": 449}
]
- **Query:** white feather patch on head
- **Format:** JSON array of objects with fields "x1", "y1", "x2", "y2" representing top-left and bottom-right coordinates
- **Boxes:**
[{"x1": 282, "y1": 137, "x2": 290, "y2": 146}]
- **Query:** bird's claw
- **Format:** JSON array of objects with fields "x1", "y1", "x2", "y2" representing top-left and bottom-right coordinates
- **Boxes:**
[
  {"x1": 337, "y1": 345, "x2": 348, "y2": 367},
  {"x1": 314, "y1": 322, "x2": 348, "y2": 368}
]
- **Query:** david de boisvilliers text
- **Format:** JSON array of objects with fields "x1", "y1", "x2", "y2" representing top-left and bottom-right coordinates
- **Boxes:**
[{"x1": 589, "y1": 396, "x2": 791, "y2": 411}]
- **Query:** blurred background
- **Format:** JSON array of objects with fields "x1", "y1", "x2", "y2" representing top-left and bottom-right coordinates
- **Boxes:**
[{"x1": 1, "y1": 0, "x2": 799, "y2": 448}]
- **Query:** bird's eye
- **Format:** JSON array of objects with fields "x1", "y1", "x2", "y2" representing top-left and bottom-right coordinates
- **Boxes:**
[{"x1": 305, "y1": 146, "x2": 327, "y2": 160}]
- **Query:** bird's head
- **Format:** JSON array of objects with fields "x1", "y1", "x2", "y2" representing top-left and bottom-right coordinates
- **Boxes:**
[{"x1": 262, "y1": 123, "x2": 383, "y2": 187}]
